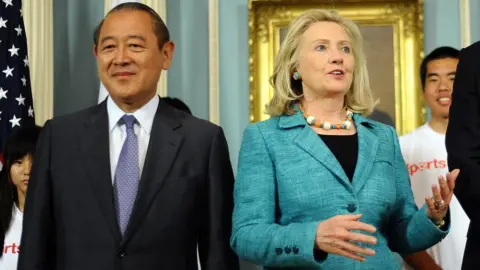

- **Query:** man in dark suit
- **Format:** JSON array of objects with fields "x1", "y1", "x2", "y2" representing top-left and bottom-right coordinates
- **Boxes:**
[
  {"x1": 446, "y1": 41, "x2": 480, "y2": 270},
  {"x1": 18, "y1": 3, "x2": 239, "y2": 270}
]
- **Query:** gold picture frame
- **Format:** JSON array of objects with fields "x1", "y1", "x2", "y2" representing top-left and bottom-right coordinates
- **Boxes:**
[{"x1": 248, "y1": 0, "x2": 425, "y2": 135}]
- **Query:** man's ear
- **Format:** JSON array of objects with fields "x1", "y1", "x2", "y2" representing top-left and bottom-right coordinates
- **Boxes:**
[
  {"x1": 161, "y1": 41, "x2": 175, "y2": 70},
  {"x1": 93, "y1": 45, "x2": 99, "y2": 57}
]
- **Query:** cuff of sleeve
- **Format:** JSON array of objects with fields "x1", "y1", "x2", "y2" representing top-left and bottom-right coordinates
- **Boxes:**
[
  {"x1": 414, "y1": 205, "x2": 450, "y2": 244},
  {"x1": 430, "y1": 207, "x2": 451, "y2": 232},
  {"x1": 285, "y1": 221, "x2": 326, "y2": 267}
]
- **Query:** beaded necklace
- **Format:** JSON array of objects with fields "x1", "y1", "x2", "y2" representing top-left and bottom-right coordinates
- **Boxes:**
[{"x1": 298, "y1": 103, "x2": 353, "y2": 130}]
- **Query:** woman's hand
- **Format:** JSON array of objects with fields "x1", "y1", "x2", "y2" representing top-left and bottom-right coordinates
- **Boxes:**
[
  {"x1": 315, "y1": 214, "x2": 377, "y2": 262},
  {"x1": 425, "y1": 169, "x2": 460, "y2": 223}
]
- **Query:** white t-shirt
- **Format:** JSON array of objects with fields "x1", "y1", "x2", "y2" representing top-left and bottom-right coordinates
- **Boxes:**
[
  {"x1": 0, "y1": 206, "x2": 23, "y2": 269},
  {"x1": 399, "y1": 124, "x2": 470, "y2": 270}
]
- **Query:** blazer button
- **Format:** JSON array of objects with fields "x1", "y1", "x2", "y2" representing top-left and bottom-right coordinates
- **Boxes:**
[
  {"x1": 292, "y1": 246, "x2": 299, "y2": 254},
  {"x1": 347, "y1": 203, "x2": 357, "y2": 213},
  {"x1": 284, "y1": 246, "x2": 292, "y2": 254},
  {"x1": 118, "y1": 248, "x2": 126, "y2": 258},
  {"x1": 275, "y1": 247, "x2": 283, "y2": 255}
]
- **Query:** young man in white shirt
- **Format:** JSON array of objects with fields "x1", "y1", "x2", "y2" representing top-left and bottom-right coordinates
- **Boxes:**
[{"x1": 399, "y1": 46, "x2": 470, "y2": 270}]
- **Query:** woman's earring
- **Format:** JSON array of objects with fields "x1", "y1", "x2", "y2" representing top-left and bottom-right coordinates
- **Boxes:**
[{"x1": 293, "y1": 72, "x2": 301, "y2": 80}]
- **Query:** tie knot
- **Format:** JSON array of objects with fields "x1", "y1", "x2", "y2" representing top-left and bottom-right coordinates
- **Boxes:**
[{"x1": 121, "y1": 114, "x2": 136, "y2": 130}]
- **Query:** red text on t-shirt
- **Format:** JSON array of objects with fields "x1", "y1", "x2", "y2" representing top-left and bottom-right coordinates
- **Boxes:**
[{"x1": 406, "y1": 159, "x2": 447, "y2": 176}]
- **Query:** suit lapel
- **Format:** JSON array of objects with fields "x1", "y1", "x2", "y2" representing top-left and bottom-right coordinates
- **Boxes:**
[
  {"x1": 352, "y1": 115, "x2": 379, "y2": 193},
  {"x1": 121, "y1": 102, "x2": 183, "y2": 245},
  {"x1": 281, "y1": 112, "x2": 352, "y2": 190},
  {"x1": 80, "y1": 102, "x2": 121, "y2": 243}
]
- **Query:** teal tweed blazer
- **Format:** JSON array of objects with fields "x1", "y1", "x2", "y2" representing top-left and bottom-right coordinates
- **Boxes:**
[{"x1": 230, "y1": 111, "x2": 449, "y2": 269}]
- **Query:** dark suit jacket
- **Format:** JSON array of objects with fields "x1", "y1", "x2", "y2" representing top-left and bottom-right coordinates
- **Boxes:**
[
  {"x1": 18, "y1": 98, "x2": 240, "y2": 270},
  {"x1": 446, "y1": 41, "x2": 480, "y2": 270}
]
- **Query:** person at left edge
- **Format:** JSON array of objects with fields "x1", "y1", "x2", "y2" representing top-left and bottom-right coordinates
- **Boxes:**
[
  {"x1": 17, "y1": 2, "x2": 239, "y2": 270},
  {"x1": 0, "y1": 126, "x2": 42, "y2": 270}
]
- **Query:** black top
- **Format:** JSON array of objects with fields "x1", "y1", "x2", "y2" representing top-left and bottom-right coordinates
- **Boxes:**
[{"x1": 318, "y1": 133, "x2": 358, "y2": 181}]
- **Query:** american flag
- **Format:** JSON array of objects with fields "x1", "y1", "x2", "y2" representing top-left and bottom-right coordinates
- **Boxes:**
[{"x1": 0, "y1": 0, "x2": 35, "y2": 170}]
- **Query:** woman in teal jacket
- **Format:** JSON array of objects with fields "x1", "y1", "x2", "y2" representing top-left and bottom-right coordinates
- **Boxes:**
[{"x1": 231, "y1": 9, "x2": 458, "y2": 269}]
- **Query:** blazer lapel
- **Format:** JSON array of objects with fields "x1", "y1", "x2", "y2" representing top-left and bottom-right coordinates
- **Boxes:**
[
  {"x1": 121, "y1": 102, "x2": 183, "y2": 245},
  {"x1": 352, "y1": 115, "x2": 379, "y2": 193},
  {"x1": 280, "y1": 112, "x2": 352, "y2": 190},
  {"x1": 80, "y1": 102, "x2": 121, "y2": 243}
]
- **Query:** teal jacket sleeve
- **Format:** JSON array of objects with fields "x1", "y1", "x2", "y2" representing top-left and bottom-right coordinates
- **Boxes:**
[
  {"x1": 230, "y1": 124, "x2": 323, "y2": 267},
  {"x1": 387, "y1": 126, "x2": 449, "y2": 254}
]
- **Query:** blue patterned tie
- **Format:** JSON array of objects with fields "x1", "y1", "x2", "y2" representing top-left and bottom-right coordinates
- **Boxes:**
[{"x1": 114, "y1": 115, "x2": 139, "y2": 235}]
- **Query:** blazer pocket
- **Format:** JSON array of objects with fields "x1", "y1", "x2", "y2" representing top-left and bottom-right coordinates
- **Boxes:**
[
  {"x1": 373, "y1": 158, "x2": 393, "y2": 167},
  {"x1": 372, "y1": 159, "x2": 394, "y2": 177},
  {"x1": 177, "y1": 173, "x2": 202, "y2": 181},
  {"x1": 177, "y1": 174, "x2": 203, "y2": 190}
]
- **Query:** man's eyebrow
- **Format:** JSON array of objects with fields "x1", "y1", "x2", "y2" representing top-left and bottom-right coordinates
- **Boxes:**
[{"x1": 100, "y1": 35, "x2": 146, "y2": 44}]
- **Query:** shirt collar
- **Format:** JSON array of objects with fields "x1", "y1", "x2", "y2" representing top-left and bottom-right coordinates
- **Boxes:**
[{"x1": 107, "y1": 95, "x2": 159, "y2": 134}]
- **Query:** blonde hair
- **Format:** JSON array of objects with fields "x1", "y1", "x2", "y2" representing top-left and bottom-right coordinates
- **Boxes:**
[{"x1": 266, "y1": 9, "x2": 378, "y2": 116}]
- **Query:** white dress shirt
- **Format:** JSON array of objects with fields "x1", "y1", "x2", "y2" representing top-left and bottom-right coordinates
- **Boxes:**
[{"x1": 107, "y1": 95, "x2": 159, "y2": 184}]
